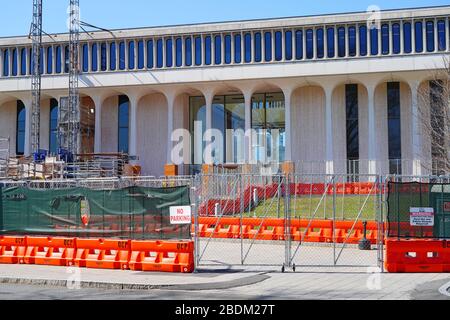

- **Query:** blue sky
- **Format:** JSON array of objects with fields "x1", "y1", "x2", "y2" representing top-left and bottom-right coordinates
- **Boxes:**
[{"x1": 1, "y1": 0, "x2": 449, "y2": 37}]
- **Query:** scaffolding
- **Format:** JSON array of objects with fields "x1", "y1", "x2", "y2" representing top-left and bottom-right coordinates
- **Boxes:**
[{"x1": 30, "y1": 0, "x2": 43, "y2": 155}]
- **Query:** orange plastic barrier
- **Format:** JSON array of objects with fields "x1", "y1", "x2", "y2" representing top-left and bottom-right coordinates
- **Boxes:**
[
  {"x1": 75, "y1": 239, "x2": 131, "y2": 270},
  {"x1": 24, "y1": 237, "x2": 77, "y2": 266},
  {"x1": 385, "y1": 238, "x2": 450, "y2": 273},
  {"x1": 129, "y1": 240, "x2": 194, "y2": 273},
  {"x1": 0, "y1": 236, "x2": 27, "y2": 264},
  {"x1": 195, "y1": 217, "x2": 379, "y2": 244}
]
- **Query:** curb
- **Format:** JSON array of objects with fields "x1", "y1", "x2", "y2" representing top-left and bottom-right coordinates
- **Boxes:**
[{"x1": 0, "y1": 273, "x2": 270, "y2": 291}]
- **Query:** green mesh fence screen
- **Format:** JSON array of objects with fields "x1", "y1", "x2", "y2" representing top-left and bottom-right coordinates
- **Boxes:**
[
  {"x1": 0, "y1": 185, "x2": 191, "y2": 240},
  {"x1": 387, "y1": 182, "x2": 450, "y2": 239}
]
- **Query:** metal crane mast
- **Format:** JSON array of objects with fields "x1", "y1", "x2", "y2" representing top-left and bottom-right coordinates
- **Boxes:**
[
  {"x1": 31, "y1": 0, "x2": 43, "y2": 155},
  {"x1": 68, "y1": 0, "x2": 81, "y2": 157}
]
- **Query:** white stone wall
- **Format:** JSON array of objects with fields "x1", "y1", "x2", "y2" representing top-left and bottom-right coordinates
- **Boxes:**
[
  {"x1": 0, "y1": 101, "x2": 17, "y2": 156},
  {"x1": 101, "y1": 96, "x2": 118, "y2": 153}
]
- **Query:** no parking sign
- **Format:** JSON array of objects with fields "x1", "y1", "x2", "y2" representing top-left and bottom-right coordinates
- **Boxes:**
[{"x1": 169, "y1": 206, "x2": 192, "y2": 225}]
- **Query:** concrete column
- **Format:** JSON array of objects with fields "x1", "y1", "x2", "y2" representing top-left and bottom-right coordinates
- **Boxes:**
[
  {"x1": 367, "y1": 84, "x2": 377, "y2": 175},
  {"x1": 324, "y1": 86, "x2": 334, "y2": 174},
  {"x1": 128, "y1": 95, "x2": 139, "y2": 159},
  {"x1": 23, "y1": 98, "x2": 32, "y2": 157},
  {"x1": 282, "y1": 88, "x2": 293, "y2": 162},
  {"x1": 243, "y1": 90, "x2": 253, "y2": 163},
  {"x1": 165, "y1": 93, "x2": 176, "y2": 164},
  {"x1": 409, "y1": 80, "x2": 422, "y2": 175},
  {"x1": 92, "y1": 96, "x2": 103, "y2": 153}
]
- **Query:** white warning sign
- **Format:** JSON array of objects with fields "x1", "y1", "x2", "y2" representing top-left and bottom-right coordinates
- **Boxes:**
[
  {"x1": 410, "y1": 208, "x2": 434, "y2": 227},
  {"x1": 169, "y1": 206, "x2": 192, "y2": 225}
]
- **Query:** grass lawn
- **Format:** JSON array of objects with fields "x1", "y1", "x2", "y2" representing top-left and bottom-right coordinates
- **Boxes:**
[{"x1": 243, "y1": 195, "x2": 381, "y2": 221}]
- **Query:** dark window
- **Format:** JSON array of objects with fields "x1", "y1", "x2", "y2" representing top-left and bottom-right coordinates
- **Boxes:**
[
  {"x1": 316, "y1": 28, "x2": 324, "y2": 58},
  {"x1": 12, "y1": 48, "x2": 18, "y2": 76},
  {"x1": 195, "y1": 36, "x2": 202, "y2": 66},
  {"x1": 244, "y1": 33, "x2": 252, "y2": 63},
  {"x1": 392, "y1": 23, "x2": 401, "y2": 54},
  {"x1": 387, "y1": 82, "x2": 402, "y2": 174},
  {"x1": 438, "y1": 20, "x2": 446, "y2": 51},
  {"x1": 306, "y1": 29, "x2": 313, "y2": 59},
  {"x1": 146, "y1": 40, "x2": 153, "y2": 69},
  {"x1": 137, "y1": 40, "x2": 144, "y2": 69},
  {"x1": 275, "y1": 31, "x2": 283, "y2": 61},
  {"x1": 118, "y1": 95, "x2": 129, "y2": 154},
  {"x1": 346, "y1": 84, "x2": 359, "y2": 165},
  {"x1": 403, "y1": 22, "x2": 412, "y2": 53},
  {"x1": 49, "y1": 98, "x2": 58, "y2": 154},
  {"x1": 55, "y1": 46, "x2": 62, "y2": 74},
  {"x1": 119, "y1": 42, "x2": 126, "y2": 70},
  {"x1": 254, "y1": 32, "x2": 262, "y2": 62},
  {"x1": 39, "y1": 47, "x2": 44, "y2": 74},
  {"x1": 224, "y1": 35, "x2": 231, "y2": 64},
  {"x1": 176, "y1": 38, "x2": 183, "y2": 67},
  {"x1": 234, "y1": 34, "x2": 242, "y2": 63},
  {"x1": 91, "y1": 43, "x2": 98, "y2": 72},
  {"x1": 338, "y1": 27, "x2": 346, "y2": 57},
  {"x1": 129, "y1": 40, "x2": 136, "y2": 69},
  {"x1": 426, "y1": 21, "x2": 435, "y2": 52},
  {"x1": 205, "y1": 36, "x2": 212, "y2": 65},
  {"x1": 359, "y1": 25, "x2": 368, "y2": 56},
  {"x1": 415, "y1": 21, "x2": 423, "y2": 53},
  {"x1": 156, "y1": 39, "x2": 164, "y2": 68},
  {"x1": 348, "y1": 26, "x2": 356, "y2": 56},
  {"x1": 185, "y1": 37, "x2": 192, "y2": 66},
  {"x1": 165, "y1": 38, "x2": 173, "y2": 68},
  {"x1": 82, "y1": 44, "x2": 89, "y2": 72},
  {"x1": 214, "y1": 35, "x2": 222, "y2": 64},
  {"x1": 370, "y1": 27, "x2": 379, "y2": 55},
  {"x1": 285, "y1": 31, "x2": 292, "y2": 61},
  {"x1": 16, "y1": 100, "x2": 26, "y2": 155},
  {"x1": 381, "y1": 24, "x2": 389, "y2": 55},
  {"x1": 327, "y1": 27, "x2": 335, "y2": 58},
  {"x1": 64, "y1": 46, "x2": 70, "y2": 73},
  {"x1": 264, "y1": 32, "x2": 272, "y2": 62},
  {"x1": 295, "y1": 30, "x2": 303, "y2": 60},
  {"x1": 21, "y1": 48, "x2": 28, "y2": 75}
]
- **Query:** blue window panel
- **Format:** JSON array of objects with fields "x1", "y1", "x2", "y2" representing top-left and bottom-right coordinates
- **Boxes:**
[
  {"x1": 118, "y1": 95, "x2": 129, "y2": 154},
  {"x1": 295, "y1": 30, "x2": 303, "y2": 60},
  {"x1": 337, "y1": 27, "x2": 346, "y2": 57},
  {"x1": 285, "y1": 31, "x2": 292, "y2": 61},
  {"x1": 224, "y1": 35, "x2": 231, "y2": 64},
  {"x1": 156, "y1": 39, "x2": 164, "y2": 68},
  {"x1": 214, "y1": 35, "x2": 222, "y2": 64},
  {"x1": 438, "y1": 20, "x2": 446, "y2": 51},
  {"x1": 234, "y1": 34, "x2": 242, "y2": 63},
  {"x1": 415, "y1": 21, "x2": 423, "y2": 53},
  {"x1": 12, "y1": 48, "x2": 18, "y2": 76},
  {"x1": 175, "y1": 38, "x2": 183, "y2": 67},
  {"x1": 185, "y1": 37, "x2": 192, "y2": 66},
  {"x1": 370, "y1": 28, "x2": 379, "y2": 55},
  {"x1": 146, "y1": 40, "x2": 154, "y2": 69},
  {"x1": 348, "y1": 26, "x2": 356, "y2": 57},
  {"x1": 275, "y1": 31, "x2": 282, "y2": 61},
  {"x1": 46, "y1": 47, "x2": 52, "y2": 74},
  {"x1": 403, "y1": 23, "x2": 412, "y2": 53},
  {"x1": 16, "y1": 101, "x2": 26, "y2": 155},
  {"x1": 359, "y1": 26, "x2": 368, "y2": 56},
  {"x1": 244, "y1": 33, "x2": 252, "y2": 63},
  {"x1": 195, "y1": 36, "x2": 202, "y2": 66},
  {"x1": 40, "y1": 47, "x2": 44, "y2": 74},
  {"x1": 381, "y1": 24, "x2": 389, "y2": 55},
  {"x1": 119, "y1": 41, "x2": 126, "y2": 70},
  {"x1": 91, "y1": 43, "x2": 98, "y2": 72},
  {"x1": 392, "y1": 23, "x2": 401, "y2": 54},
  {"x1": 29, "y1": 48, "x2": 34, "y2": 75},
  {"x1": 55, "y1": 46, "x2": 62, "y2": 74},
  {"x1": 306, "y1": 29, "x2": 313, "y2": 59},
  {"x1": 82, "y1": 44, "x2": 89, "y2": 72},
  {"x1": 21, "y1": 48, "x2": 28, "y2": 75},
  {"x1": 254, "y1": 32, "x2": 262, "y2": 62},
  {"x1": 165, "y1": 39, "x2": 173, "y2": 68},
  {"x1": 205, "y1": 36, "x2": 212, "y2": 65},
  {"x1": 327, "y1": 27, "x2": 335, "y2": 58},
  {"x1": 426, "y1": 21, "x2": 435, "y2": 52},
  {"x1": 128, "y1": 41, "x2": 136, "y2": 70},
  {"x1": 316, "y1": 28, "x2": 324, "y2": 59},
  {"x1": 64, "y1": 46, "x2": 70, "y2": 73},
  {"x1": 264, "y1": 32, "x2": 272, "y2": 62},
  {"x1": 137, "y1": 40, "x2": 144, "y2": 69},
  {"x1": 49, "y1": 99, "x2": 58, "y2": 154}
]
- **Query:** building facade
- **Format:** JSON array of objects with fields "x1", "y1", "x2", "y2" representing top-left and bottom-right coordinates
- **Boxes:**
[{"x1": 0, "y1": 6, "x2": 449, "y2": 176}]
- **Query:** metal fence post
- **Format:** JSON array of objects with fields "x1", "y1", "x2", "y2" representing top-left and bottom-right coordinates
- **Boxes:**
[
  {"x1": 240, "y1": 174, "x2": 244, "y2": 265},
  {"x1": 192, "y1": 176, "x2": 200, "y2": 272},
  {"x1": 332, "y1": 175, "x2": 337, "y2": 266},
  {"x1": 285, "y1": 173, "x2": 291, "y2": 268}
]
